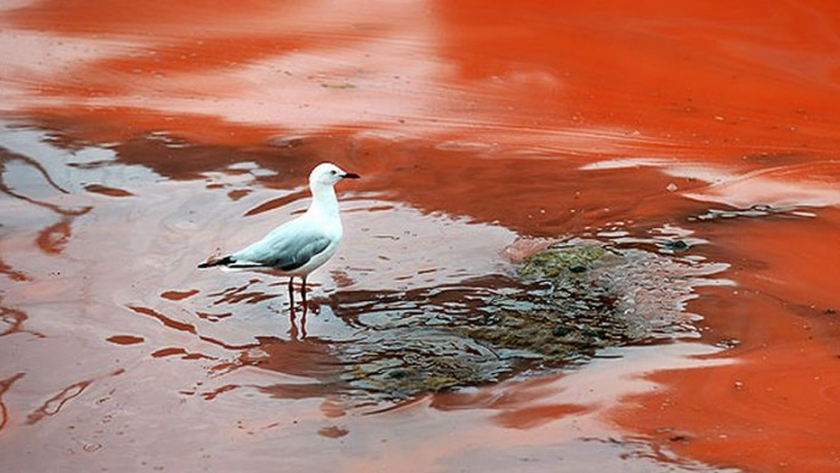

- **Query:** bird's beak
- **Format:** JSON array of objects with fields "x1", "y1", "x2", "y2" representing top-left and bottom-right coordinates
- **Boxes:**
[{"x1": 343, "y1": 172, "x2": 361, "y2": 179}]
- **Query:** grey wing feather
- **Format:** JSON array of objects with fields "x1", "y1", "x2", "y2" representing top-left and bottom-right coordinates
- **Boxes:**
[{"x1": 230, "y1": 222, "x2": 332, "y2": 271}]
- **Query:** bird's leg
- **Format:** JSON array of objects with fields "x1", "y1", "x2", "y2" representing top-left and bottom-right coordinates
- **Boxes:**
[
  {"x1": 287, "y1": 277, "x2": 296, "y2": 318},
  {"x1": 300, "y1": 277, "x2": 308, "y2": 338},
  {"x1": 301, "y1": 277, "x2": 308, "y2": 316},
  {"x1": 287, "y1": 276, "x2": 302, "y2": 340}
]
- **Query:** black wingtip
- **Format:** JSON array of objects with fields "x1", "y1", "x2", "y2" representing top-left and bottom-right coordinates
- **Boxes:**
[{"x1": 198, "y1": 255, "x2": 234, "y2": 269}]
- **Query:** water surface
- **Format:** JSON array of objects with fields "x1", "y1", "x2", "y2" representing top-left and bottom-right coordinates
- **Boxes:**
[{"x1": 2, "y1": 1, "x2": 840, "y2": 472}]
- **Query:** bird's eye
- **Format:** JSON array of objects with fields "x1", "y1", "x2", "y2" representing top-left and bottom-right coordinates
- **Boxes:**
[{"x1": 330, "y1": 170, "x2": 337, "y2": 175}]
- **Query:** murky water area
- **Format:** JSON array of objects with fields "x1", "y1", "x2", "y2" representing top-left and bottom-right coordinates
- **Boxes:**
[{"x1": 3, "y1": 1, "x2": 840, "y2": 472}]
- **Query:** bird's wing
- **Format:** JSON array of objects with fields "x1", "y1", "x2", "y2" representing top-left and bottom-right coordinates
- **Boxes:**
[{"x1": 230, "y1": 220, "x2": 333, "y2": 271}]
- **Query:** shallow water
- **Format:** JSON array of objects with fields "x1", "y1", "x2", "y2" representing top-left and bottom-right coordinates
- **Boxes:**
[{"x1": 3, "y1": 1, "x2": 840, "y2": 472}]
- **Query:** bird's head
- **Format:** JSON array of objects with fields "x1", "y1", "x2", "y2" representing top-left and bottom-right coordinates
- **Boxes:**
[{"x1": 310, "y1": 162, "x2": 360, "y2": 187}]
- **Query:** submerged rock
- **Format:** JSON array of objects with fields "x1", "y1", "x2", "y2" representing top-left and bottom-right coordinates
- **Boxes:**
[
  {"x1": 324, "y1": 240, "x2": 724, "y2": 401},
  {"x1": 459, "y1": 247, "x2": 622, "y2": 363}
]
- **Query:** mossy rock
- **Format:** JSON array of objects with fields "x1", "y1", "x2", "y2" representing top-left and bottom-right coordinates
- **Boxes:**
[
  {"x1": 458, "y1": 245, "x2": 635, "y2": 362},
  {"x1": 518, "y1": 244, "x2": 611, "y2": 281},
  {"x1": 330, "y1": 242, "x2": 710, "y2": 402}
]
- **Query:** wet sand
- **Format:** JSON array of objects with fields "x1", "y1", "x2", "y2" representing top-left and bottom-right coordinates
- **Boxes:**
[{"x1": 2, "y1": 1, "x2": 840, "y2": 472}]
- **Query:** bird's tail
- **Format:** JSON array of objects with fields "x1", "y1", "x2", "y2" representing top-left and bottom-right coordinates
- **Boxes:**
[{"x1": 197, "y1": 255, "x2": 235, "y2": 269}]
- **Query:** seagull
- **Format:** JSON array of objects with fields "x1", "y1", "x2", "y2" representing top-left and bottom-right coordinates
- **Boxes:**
[{"x1": 199, "y1": 162, "x2": 360, "y2": 312}]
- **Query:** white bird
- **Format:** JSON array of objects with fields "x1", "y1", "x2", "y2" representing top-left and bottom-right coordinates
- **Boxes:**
[{"x1": 199, "y1": 162, "x2": 360, "y2": 311}]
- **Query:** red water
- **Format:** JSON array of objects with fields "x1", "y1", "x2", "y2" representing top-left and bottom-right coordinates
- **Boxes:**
[{"x1": 3, "y1": 1, "x2": 840, "y2": 472}]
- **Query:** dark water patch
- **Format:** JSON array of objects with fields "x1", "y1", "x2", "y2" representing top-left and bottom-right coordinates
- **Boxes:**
[
  {"x1": 150, "y1": 346, "x2": 217, "y2": 361},
  {"x1": 160, "y1": 289, "x2": 200, "y2": 301},
  {"x1": 128, "y1": 305, "x2": 197, "y2": 334},
  {"x1": 84, "y1": 183, "x2": 134, "y2": 197},
  {"x1": 106, "y1": 335, "x2": 144, "y2": 345}
]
